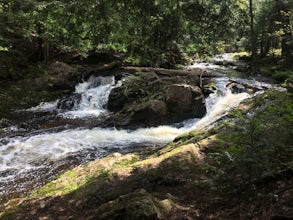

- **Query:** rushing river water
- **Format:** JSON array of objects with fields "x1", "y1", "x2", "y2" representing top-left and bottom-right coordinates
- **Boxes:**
[{"x1": 0, "y1": 54, "x2": 276, "y2": 197}]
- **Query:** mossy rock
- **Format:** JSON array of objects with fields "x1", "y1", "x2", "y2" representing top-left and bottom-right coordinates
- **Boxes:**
[
  {"x1": 108, "y1": 71, "x2": 206, "y2": 127},
  {"x1": 90, "y1": 189, "x2": 173, "y2": 220},
  {"x1": 32, "y1": 153, "x2": 139, "y2": 198}
]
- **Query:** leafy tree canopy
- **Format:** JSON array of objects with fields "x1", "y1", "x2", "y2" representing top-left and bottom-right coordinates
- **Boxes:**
[{"x1": 0, "y1": 0, "x2": 292, "y2": 67}]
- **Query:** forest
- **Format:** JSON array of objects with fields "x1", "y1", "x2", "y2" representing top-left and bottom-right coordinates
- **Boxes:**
[
  {"x1": 0, "y1": 0, "x2": 292, "y2": 69},
  {"x1": 0, "y1": 0, "x2": 292, "y2": 219}
]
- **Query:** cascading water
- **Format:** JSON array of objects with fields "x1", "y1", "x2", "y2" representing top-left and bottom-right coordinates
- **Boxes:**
[
  {"x1": 0, "y1": 78, "x2": 253, "y2": 195},
  {"x1": 0, "y1": 55, "x2": 274, "y2": 197},
  {"x1": 62, "y1": 75, "x2": 117, "y2": 118},
  {"x1": 28, "y1": 75, "x2": 117, "y2": 118}
]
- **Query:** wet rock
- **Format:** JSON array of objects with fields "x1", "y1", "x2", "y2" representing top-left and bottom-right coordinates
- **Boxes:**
[
  {"x1": 0, "y1": 118, "x2": 11, "y2": 128},
  {"x1": 202, "y1": 80, "x2": 217, "y2": 97},
  {"x1": 166, "y1": 84, "x2": 206, "y2": 119},
  {"x1": 57, "y1": 93, "x2": 82, "y2": 110},
  {"x1": 108, "y1": 86, "x2": 149, "y2": 112},
  {"x1": 107, "y1": 71, "x2": 207, "y2": 127},
  {"x1": 228, "y1": 83, "x2": 247, "y2": 94},
  {"x1": 214, "y1": 60, "x2": 224, "y2": 66},
  {"x1": 239, "y1": 55, "x2": 251, "y2": 61},
  {"x1": 226, "y1": 79, "x2": 264, "y2": 94},
  {"x1": 131, "y1": 100, "x2": 168, "y2": 126},
  {"x1": 235, "y1": 65, "x2": 249, "y2": 72},
  {"x1": 107, "y1": 87, "x2": 127, "y2": 111},
  {"x1": 46, "y1": 62, "x2": 81, "y2": 91}
]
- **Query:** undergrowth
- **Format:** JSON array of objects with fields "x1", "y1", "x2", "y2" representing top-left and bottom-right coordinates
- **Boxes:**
[{"x1": 205, "y1": 90, "x2": 293, "y2": 199}]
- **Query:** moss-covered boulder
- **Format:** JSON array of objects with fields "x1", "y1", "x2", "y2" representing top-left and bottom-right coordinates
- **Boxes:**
[
  {"x1": 107, "y1": 71, "x2": 206, "y2": 127},
  {"x1": 91, "y1": 189, "x2": 173, "y2": 220}
]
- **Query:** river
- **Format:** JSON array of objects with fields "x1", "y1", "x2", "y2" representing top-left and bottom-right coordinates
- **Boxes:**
[{"x1": 0, "y1": 54, "x2": 277, "y2": 198}]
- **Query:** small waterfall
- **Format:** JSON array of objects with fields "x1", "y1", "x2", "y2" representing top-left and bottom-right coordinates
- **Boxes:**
[
  {"x1": 187, "y1": 53, "x2": 248, "y2": 76},
  {"x1": 27, "y1": 76, "x2": 117, "y2": 118},
  {"x1": 196, "y1": 77, "x2": 250, "y2": 128},
  {"x1": 61, "y1": 76, "x2": 117, "y2": 118},
  {"x1": 179, "y1": 77, "x2": 250, "y2": 130}
]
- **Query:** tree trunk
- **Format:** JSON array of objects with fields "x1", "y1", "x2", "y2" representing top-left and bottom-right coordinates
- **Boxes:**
[
  {"x1": 122, "y1": 66, "x2": 217, "y2": 77},
  {"x1": 260, "y1": 32, "x2": 264, "y2": 56},
  {"x1": 249, "y1": 0, "x2": 257, "y2": 72},
  {"x1": 43, "y1": 40, "x2": 49, "y2": 64},
  {"x1": 249, "y1": 0, "x2": 257, "y2": 60},
  {"x1": 275, "y1": 0, "x2": 293, "y2": 66},
  {"x1": 280, "y1": 9, "x2": 292, "y2": 59}
]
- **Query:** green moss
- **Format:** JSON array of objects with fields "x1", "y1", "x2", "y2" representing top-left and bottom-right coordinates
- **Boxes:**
[
  {"x1": 168, "y1": 129, "x2": 209, "y2": 148},
  {"x1": 205, "y1": 90, "x2": 293, "y2": 198},
  {"x1": 113, "y1": 155, "x2": 140, "y2": 169},
  {"x1": 31, "y1": 169, "x2": 82, "y2": 198},
  {"x1": 0, "y1": 205, "x2": 25, "y2": 220},
  {"x1": 31, "y1": 153, "x2": 139, "y2": 198}
]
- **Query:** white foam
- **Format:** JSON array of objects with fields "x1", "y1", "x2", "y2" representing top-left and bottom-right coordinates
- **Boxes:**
[
  {"x1": 187, "y1": 53, "x2": 243, "y2": 72},
  {"x1": 188, "y1": 62, "x2": 226, "y2": 71},
  {"x1": 0, "y1": 126, "x2": 182, "y2": 174},
  {"x1": 212, "y1": 53, "x2": 236, "y2": 63},
  {"x1": 192, "y1": 91, "x2": 249, "y2": 130},
  {"x1": 27, "y1": 101, "x2": 58, "y2": 112}
]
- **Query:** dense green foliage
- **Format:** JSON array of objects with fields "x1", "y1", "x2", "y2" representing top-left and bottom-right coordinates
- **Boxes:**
[
  {"x1": 253, "y1": 0, "x2": 293, "y2": 65},
  {"x1": 0, "y1": 0, "x2": 292, "y2": 70}
]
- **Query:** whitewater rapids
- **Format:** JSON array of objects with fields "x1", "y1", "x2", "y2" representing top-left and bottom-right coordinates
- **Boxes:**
[{"x1": 0, "y1": 77, "x2": 250, "y2": 184}]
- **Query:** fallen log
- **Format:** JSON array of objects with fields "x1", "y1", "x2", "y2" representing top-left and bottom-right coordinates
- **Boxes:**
[
  {"x1": 90, "y1": 61, "x2": 122, "y2": 72},
  {"x1": 122, "y1": 66, "x2": 216, "y2": 77},
  {"x1": 83, "y1": 61, "x2": 122, "y2": 78},
  {"x1": 226, "y1": 79, "x2": 269, "y2": 94}
]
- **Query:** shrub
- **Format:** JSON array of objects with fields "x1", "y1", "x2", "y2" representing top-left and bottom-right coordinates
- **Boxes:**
[{"x1": 207, "y1": 91, "x2": 293, "y2": 197}]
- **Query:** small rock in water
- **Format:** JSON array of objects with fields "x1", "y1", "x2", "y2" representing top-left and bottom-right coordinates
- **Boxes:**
[
  {"x1": 230, "y1": 84, "x2": 246, "y2": 94},
  {"x1": 57, "y1": 93, "x2": 82, "y2": 110}
]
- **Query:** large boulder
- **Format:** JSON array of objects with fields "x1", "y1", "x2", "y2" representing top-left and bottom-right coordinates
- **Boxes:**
[
  {"x1": 107, "y1": 87, "x2": 127, "y2": 111},
  {"x1": 108, "y1": 86, "x2": 148, "y2": 111},
  {"x1": 131, "y1": 100, "x2": 168, "y2": 126},
  {"x1": 106, "y1": 72, "x2": 207, "y2": 127},
  {"x1": 166, "y1": 84, "x2": 206, "y2": 119},
  {"x1": 46, "y1": 62, "x2": 80, "y2": 91}
]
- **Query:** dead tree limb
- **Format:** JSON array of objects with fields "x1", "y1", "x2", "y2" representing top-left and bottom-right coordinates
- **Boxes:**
[{"x1": 122, "y1": 66, "x2": 216, "y2": 77}]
